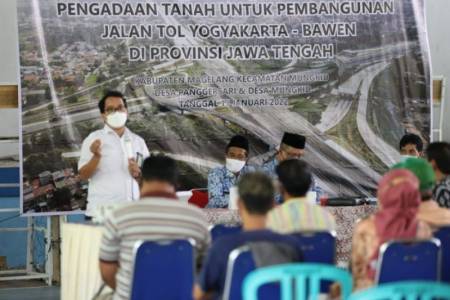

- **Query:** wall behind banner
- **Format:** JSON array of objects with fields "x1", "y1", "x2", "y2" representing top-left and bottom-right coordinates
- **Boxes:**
[{"x1": 1, "y1": 0, "x2": 450, "y2": 267}]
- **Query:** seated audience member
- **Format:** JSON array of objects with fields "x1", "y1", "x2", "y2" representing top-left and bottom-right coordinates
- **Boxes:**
[
  {"x1": 399, "y1": 133, "x2": 424, "y2": 158},
  {"x1": 207, "y1": 135, "x2": 254, "y2": 208},
  {"x1": 392, "y1": 157, "x2": 450, "y2": 229},
  {"x1": 261, "y1": 132, "x2": 322, "y2": 203},
  {"x1": 426, "y1": 142, "x2": 450, "y2": 208},
  {"x1": 99, "y1": 155, "x2": 210, "y2": 300},
  {"x1": 266, "y1": 159, "x2": 335, "y2": 232},
  {"x1": 194, "y1": 172, "x2": 303, "y2": 300},
  {"x1": 352, "y1": 169, "x2": 431, "y2": 291}
]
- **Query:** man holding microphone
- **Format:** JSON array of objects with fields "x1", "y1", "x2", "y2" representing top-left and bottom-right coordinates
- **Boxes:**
[{"x1": 78, "y1": 91, "x2": 149, "y2": 216}]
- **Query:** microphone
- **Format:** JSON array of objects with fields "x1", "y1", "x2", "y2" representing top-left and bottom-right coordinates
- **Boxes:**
[{"x1": 320, "y1": 197, "x2": 374, "y2": 206}]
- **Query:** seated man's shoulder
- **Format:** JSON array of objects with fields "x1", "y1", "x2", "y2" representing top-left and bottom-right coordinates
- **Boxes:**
[{"x1": 208, "y1": 165, "x2": 225, "y2": 176}]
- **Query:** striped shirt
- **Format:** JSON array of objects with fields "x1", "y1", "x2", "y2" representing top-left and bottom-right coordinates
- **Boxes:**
[
  {"x1": 433, "y1": 175, "x2": 450, "y2": 208},
  {"x1": 266, "y1": 198, "x2": 336, "y2": 233},
  {"x1": 99, "y1": 197, "x2": 211, "y2": 300}
]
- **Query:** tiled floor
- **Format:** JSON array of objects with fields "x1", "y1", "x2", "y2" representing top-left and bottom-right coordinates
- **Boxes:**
[
  {"x1": 0, "y1": 286, "x2": 59, "y2": 300},
  {"x1": 0, "y1": 280, "x2": 59, "y2": 300}
]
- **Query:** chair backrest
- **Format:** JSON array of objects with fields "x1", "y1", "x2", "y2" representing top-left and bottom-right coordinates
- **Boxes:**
[
  {"x1": 375, "y1": 238, "x2": 441, "y2": 284},
  {"x1": 435, "y1": 226, "x2": 450, "y2": 283},
  {"x1": 243, "y1": 263, "x2": 353, "y2": 300},
  {"x1": 0, "y1": 167, "x2": 19, "y2": 197},
  {"x1": 349, "y1": 281, "x2": 450, "y2": 300},
  {"x1": 290, "y1": 231, "x2": 336, "y2": 264},
  {"x1": 290, "y1": 230, "x2": 336, "y2": 293},
  {"x1": 223, "y1": 246, "x2": 256, "y2": 300},
  {"x1": 130, "y1": 239, "x2": 195, "y2": 300},
  {"x1": 210, "y1": 224, "x2": 242, "y2": 242}
]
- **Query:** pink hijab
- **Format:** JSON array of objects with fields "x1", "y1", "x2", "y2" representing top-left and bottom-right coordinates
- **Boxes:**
[{"x1": 368, "y1": 169, "x2": 421, "y2": 278}]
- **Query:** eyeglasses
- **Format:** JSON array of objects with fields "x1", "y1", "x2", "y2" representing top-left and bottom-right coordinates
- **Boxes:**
[
  {"x1": 105, "y1": 105, "x2": 126, "y2": 114},
  {"x1": 281, "y1": 150, "x2": 302, "y2": 160}
]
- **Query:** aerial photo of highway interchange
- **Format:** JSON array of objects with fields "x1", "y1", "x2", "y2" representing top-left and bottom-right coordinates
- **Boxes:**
[{"x1": 17, "y1": 0, "x2": 430, "y2": 213}]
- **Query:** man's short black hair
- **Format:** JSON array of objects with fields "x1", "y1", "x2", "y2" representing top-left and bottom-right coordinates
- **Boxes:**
[
  {"x1": 426, "y1": 142, "x2": 450, "y2": 175},
  {"x1": 399, "y1": 133, "x2": 423, "y2": 152},
  {"x1": 141, "y1": 155, "x2": 178, "y2": 187},
  {"x1": 98, "y1": 90, "x2": 127, "y2": 113},
  {"x1": 237, "y1": 172, "x2": 274, "y2": 215},
  {"x1": 276, "y1": 159, "x2": 312, "y2": 197}
]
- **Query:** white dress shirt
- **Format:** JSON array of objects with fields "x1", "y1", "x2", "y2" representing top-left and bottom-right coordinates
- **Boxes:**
[{"x1": 78, "y1": 125, "x2": 149, "y2": 216}]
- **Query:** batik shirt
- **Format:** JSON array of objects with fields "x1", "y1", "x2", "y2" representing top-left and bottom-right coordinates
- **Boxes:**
[
  {"x1": 261, "y1": 157, "x2": 323, "y2": 203},
  {"x1": 207, "y1": 165, "x2": 255, "y2": 208},
  {"x1": 433, "y1": 175, "x2": 450, "y2": 208}
]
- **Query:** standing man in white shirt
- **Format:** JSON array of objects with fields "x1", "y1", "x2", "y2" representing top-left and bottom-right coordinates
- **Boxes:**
[{"x1": 78, "y1": 91, "x2": 149, "y2": 216}]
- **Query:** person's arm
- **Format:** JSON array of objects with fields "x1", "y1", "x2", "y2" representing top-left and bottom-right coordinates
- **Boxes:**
[
  {"x1": 78, "y1": 139, "x2": 101, "y2": 180},
  {"x1": 193, "y1": 244, "x2": 220, "y2": 300},
  {"x1": 193, "y1": 284, "x2": 213, "y2": 300},
  {"x1": 351, "y1": 219, "x2": 375, "y2": 291},
  {"x1": 128, "y1": 158, "x2": 141, "y2": 179},
  {"x1": 99, "y1": 215, "x2": 121, "y2": 289},
  {"x1": 207, "y1": 169, "x2": 228, "y2": 208},
  {"x1": 99, "y1": 261, "x2": 119, "y2": 289}
]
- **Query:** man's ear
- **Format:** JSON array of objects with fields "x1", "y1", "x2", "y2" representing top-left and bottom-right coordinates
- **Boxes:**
[
  {"x1": 429, "y1": 159, "x2": 438, "y2": 171},
  {"x1": 237, "y1": 198, "x2": 243, "y2": 210}
]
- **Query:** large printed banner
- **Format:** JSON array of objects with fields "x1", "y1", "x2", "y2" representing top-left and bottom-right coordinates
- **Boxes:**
[{"x1": 18, "y1": 0, "x2": 430, "y2": 215}]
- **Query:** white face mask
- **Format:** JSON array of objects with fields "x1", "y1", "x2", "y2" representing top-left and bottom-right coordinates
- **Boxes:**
[
  {"x1": 226, "y1": 158, "x2": 246, "y2": 173},
  {"x1": 106, "y1": 112, "x2": 127, "y2": 129}
]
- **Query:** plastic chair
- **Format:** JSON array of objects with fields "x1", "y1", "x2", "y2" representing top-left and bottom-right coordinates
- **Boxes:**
[
  {"x1": 210, "y1": 224, "x2": 242, "y2": 242},
  {"x1": 291, "y1": 230, "x2": 336, "y2": 293},
  {"x1": 0, "y1": 167, "x2": 19, "y2": 197},
  {"x1": 130, "y1": 239, "x2": 195, "y2": 300},
  {"x1": 435, "y1": 226, "x2": 450, "y2": 283},
  {"x1": 349, "y1": 281, "x2": 450, "y2": 300},
  {"x1": 375, "y1": 238, "x2": 441, "y2": 284},
  {"x1": 243, "y1": 263, "x2": 352, "y2": 300},
  {"x1": 223, "y1": 246, "x2": 256, "y2": 300},
  {"x1": 290, "y1": 231, "x2": 336, "y2": 264}
]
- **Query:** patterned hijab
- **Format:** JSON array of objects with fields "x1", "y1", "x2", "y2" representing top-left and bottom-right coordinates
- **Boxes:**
[
  {"x1": 375, "y1": 169, "x2": 421, "y2": 246},
  {"x1": 368, "y1": 169, "x2": 421, "y2": 278}
]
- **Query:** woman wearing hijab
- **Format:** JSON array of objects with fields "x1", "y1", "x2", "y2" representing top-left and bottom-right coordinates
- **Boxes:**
[{"x1": 351, "y1": 169, "x2": 432, "y2": 290}]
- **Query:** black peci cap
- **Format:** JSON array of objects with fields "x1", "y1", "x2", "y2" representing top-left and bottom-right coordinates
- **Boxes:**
[
  {"x1": 281, "y1": 132, "x2": 306, "y2": 149},
  {"x1": 227, "y1": 135, "x2": 249, "y2": 152}
]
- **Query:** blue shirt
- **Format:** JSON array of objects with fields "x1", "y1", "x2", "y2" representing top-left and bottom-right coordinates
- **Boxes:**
[
  {"x1": 207, "y1": 165, "x2": 254, "y2": 208},
  {"x1": 198, "y1": 229, "x2": 303, "y2": 299},
  {"x1": 261, "y1": 157, "x2": 323, "y2": 203}
]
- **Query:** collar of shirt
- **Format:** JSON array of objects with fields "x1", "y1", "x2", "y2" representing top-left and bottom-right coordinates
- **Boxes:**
[
  {"x1": 103, "y1": 124, "x2": 131, "y2": 139},
  {"x1": 222, "y1": 165, "x2": 246, "y2": 179},
  {"x1": 286, "y1": 197, "x2": 308, "y2": 202},
  {"x1": 140, "y1": 191, "x2": 178, "y2": 199}
]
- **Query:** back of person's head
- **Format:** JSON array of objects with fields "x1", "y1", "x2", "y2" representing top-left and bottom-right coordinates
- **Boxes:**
[
  {"x1": 426, "y1": 142, "x2": 450, "y2": 175},
  {"x1": 374, "y1": 169, "x2": 421, "y2": 255},
  {"x1": 98, "y1": 90, "x2": 127, "y2": 113},
  {"x1": 391, "y1": 157, "x2": 436, "y2": 200},
  {"x1": 237, "y1": 172, "x2": 274, "y2": 215},
  {"x1": 141, "y1": 155, "x2": 178, "y2": 187},
  {"x1": 276, "y1": 159, "x2": 312, "y2": 197},
  {"x1": 399, "y1": 133, "x2": 423, "y2": 154},
  {"x1": 378, "y1": 169, "x2": 421, "y2": 209}
]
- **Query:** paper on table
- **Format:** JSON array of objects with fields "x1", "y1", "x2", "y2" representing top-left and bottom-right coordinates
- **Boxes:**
[
  {"x1": 176, "y1": 191, "x2": 193, "y2": 203},
  {"x1": 229, "y1": 186, "x2": 238, "y2": 210},
  {"x1": 306, "y1": 191, "x2": 317, "y2": 205}
]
